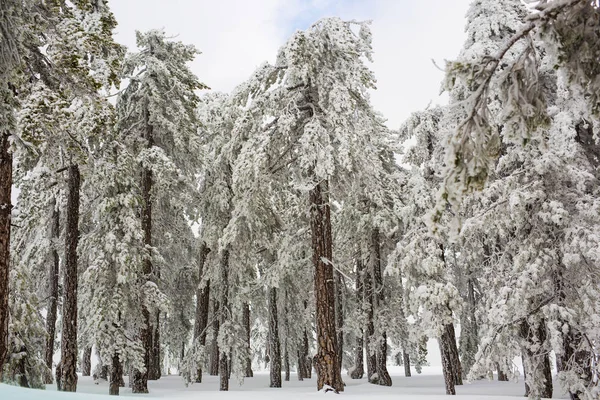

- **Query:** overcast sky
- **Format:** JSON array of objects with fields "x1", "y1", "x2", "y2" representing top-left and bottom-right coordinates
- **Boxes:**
[{"x1": 111, "y1": 0, "x2": 472, "y2": 130}]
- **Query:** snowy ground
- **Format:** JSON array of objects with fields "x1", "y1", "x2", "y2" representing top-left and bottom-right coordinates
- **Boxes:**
[{"x1": 0, "y1": 366, "x2": 570, "y2": 399}]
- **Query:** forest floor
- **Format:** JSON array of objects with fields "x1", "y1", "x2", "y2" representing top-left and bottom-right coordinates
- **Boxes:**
[{"x1": 0, "y1": 366, "x2": 569, "y2": 399}]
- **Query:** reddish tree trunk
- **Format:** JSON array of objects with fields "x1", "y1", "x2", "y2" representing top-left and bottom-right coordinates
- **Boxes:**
[
  {"x1": 310, "y1": 181, "x2": 343, "y2": 392},
  {"x1": 58, "y1": 164, "x2": 80, "y2": 392}
]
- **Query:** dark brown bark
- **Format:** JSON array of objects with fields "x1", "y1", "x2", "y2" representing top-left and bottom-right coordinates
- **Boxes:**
[
  {"x1": 148, "y1": 312, "x2": 161, "y2": 380},
  {"x1": 269, "y1": 287, "x2": 282, "y2": 388},
  {"x1": 520, "y1": 319, "x2": 552, "y2": 399},
  {"x1": 192, "y1": 244, "x2": 210, "y2": 382},
  {"x1": 439, "y1": 332, "x2": 456, "y2": 395},
  {"x1": 82, "y1": 346, "x2": 92, "y2": 377},
  {"x1": 210, "y1": 298, "x2": 220, "y2": 376},
  {"x1": 496, "y1": 363, "x2": 508, "y2": 381},
  {"x1": 133, "y1": 105, "x2": 154, "y2": 394},
  {"x1": 58, "y1": 164, "x2": 80, "y2": 392},
  {"x1": 219, "y1": 250, "x2": 230, "y2": 391},
  {"x1": 310, "y1": 181, "x2": 343, "y2": 392},
  {"x1": 446, "y1": 323, "x2": 462, "y2": 386},
  {"x1": 243, "y1": 302, "x2": 254, "y2": 378},
  {"x1": 109, "y1": 353, "x2": 123, "y2": 395},
  {"x1": 350, "y1": 249, "x2": 364, "y2": 380},
  {"x1": 403, "y1": 350, "x2": 411, "y2": 377},
  {"x1": 0, "y1": 131, "x2": 12, "y2": 378},
  {"x1": 371, "y1": 228, "x2": 391, "y2": 387},
  {"x1": 364, "y1": 250, "x2": 376, "y2": 382},
  {"x1": 44, "y1": 203, "x2": 60, "y2": 384},
  {"x1": 334, "y1": 270, "x2": 344, "y2": 374}
]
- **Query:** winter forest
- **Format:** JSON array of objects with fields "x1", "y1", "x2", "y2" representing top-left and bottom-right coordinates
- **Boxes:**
[{"x1": 1, "y1": 0, "x2": 600, "y2": 399}]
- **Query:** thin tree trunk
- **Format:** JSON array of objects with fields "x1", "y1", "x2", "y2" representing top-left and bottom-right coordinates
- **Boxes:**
[
  {"x1": 439, "y1": 331, "x2": 456, "y2": 395},
  {"x1": 109, "y1": 353, "x2": 123, "y2": 395},
  {"x1": 0, "y1": 130, "x2": 12, "y2": 378},
  {"x1": 45, "y1": 203, "x2": 60, "y2": 383},
  {"x1": 364, "y1": 251, "x2": 376, "y2": 383},
  {"x1": 269, "y1": 287, "x2": 282, "y2": 388},
  {"x1": 58, "y1": 164, "x2": 80, "y2": 392},
  {"x1": 148, "y1": 312, "x2": 160, "y2": 380},
  {"x1": 403, "y1": 350, "x2": 411, "y2": 377},
  {"x1": 310, "y1": 181, "x2": 343, "y2": 392},
  {"x1": 350, "y1": 249, "x2": 364, "y2": 379},
  {"x1": 210, "y1": 298, "x2": 220, "y2": 376},
  {"x1": 446, "y1": 323, "x2": 462, "y2": 386},
  {"x1": 303, "y1": 327, "x2": 311, "y2": 379},
  {"x1": 82, "y1": 346, "x2": 92, "y2": 377},
  {"x1": 243, "y1": 302, "x2": 253, "y2": 377},
  {"x1": 284, "y1": 340, "x2": 290, "y2": 382},
  {"x1": 219, "y1": 250, "x2": 230, "y2": 391},
  {"x1": 371, "y1": 228, "x2": 391, "y2": 387},
  {"x1": 334, "y1": 270, "x2": 344, "y2": 375}
]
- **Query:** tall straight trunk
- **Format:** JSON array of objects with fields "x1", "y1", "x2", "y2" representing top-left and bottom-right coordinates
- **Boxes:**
[
  {"x1": 45, "y1": 204, "x2": 60, "y2": 383},
  {"x1": 520, "y1": 319, "x2": 552, "y2": 399},
  {"x1": 82, "y1": 346, "x2": 92, "y2": 377},
  {"x1": 219, "y1": 250, "x2": 230, "y2": 391},
  {"x1": 403, "y1": 351, "x2": 411, "y2": 377},
  {"x1": 109, "y1": 353, "x2": 123, "y2": 395},
  {"x1": 364, "y1": 252, "x2": 376, "y2": 382},
  {"x1": 371, "y1": 228, "x2": 391, "y2": 386},
  {"x1": 334, "y1": 270, "x2": 344, "y2": 374},
  {"x1": 445, "y1": 322, "x2": 462, "y2": 386},
  {"x1": 148, "y1": 312, "x2": 161, "y2": 380},
  {"x1": 303, "y1": 327, "x2": 311, "y2": 379},
  {"x1": 284, "y1": 340, "x2": 290, "y2": 382},
  {"x1": 0, "y1": 130, "x2": 12, "y2": 377},
  {"x1": 210, "y1": 299, "x2": 220, "y2": 376},
  {"x1": 192, "y1": 243, "x2": 210, "y2": 382},
  {"x1": 459, "y1": 276, "x2": 478, "y2": 377},
  {"x1": 269, "y1": 287, "x2": 282, "y2": 388},
  {"x1": 58, "y1": 164, "x2": 80, "y2": 392},
  {"x1": 310, "y1": 181, "x2": 343, "y2": 392},
  {"x1": 350, "y1": 248, "x2": 364, "y2": 379},
  {"x1": 243, "y1": 302, "x2": 253, "y2": 377}
]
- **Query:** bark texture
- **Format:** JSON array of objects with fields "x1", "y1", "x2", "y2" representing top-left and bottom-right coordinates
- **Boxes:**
[
  {"x1": 364, "y1": 252, "x2": 376, "y2": 382},
  {"x1": 109, "y1": 353, "x2": 123, "y2": 395},
  {"x1": 350, "y1": 249, "x2": 364, "y2": 379},
  {"x1": 310, "y1": 181, "x2": 343, "y2": 392},
  {"x1": 210, "y1": 299, "x2": 220, "y2": 376},
  {"x1": 0, "y1": 129, "x2": 12, "y2": 378},
  {"x1": 58, "y1": 165, "x2": 80, "y2": 392},
  {"x1": 334, "y1": 270, "x2": 344, "y2": 374},
  {"x1": 82, "y1": 346, "x2": 92, "y2": 377},
  {"x1": 269, "y1": 287, "x2": 281, "y2": 388},
  {"x1": 219, "y1": 250, "x2": 230, "y2": 391},
  {"x1": 520, "y1": 319, "x2": 552, "y2": 399},
  {"x1": 243, "y1": 302, "x2": 254, "y2": 378},
  {"x1": 403, "y1": 351, "x2": 411, "y2": 377},
  {"x1": 45, "y1": 204, "x2": 60, "y2": 383},
  {"x1": 371, "y1": 228, "x2": 391, "y2": 387},
  {"x1": 192, "y1": 243, "x2": 210, "y2": 382}
]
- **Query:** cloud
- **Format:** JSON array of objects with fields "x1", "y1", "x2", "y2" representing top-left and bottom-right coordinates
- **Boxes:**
[{"x1": 111, "y1": 0, "x2": 472, "y2": 129}]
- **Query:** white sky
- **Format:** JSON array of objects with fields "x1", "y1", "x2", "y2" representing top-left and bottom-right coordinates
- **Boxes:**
[{"x1": 111, "y1": 0, "x2": 472, "y2": 130}]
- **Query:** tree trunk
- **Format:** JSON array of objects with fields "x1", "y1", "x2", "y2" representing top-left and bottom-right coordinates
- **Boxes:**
[
  {"x1": 522, "y1": 355, "x2": 530, "y2": 397},
  {"x1": 310, "y1": 181, "x2": 343, "y2": 392},
  {"x1": 269, "y1": 287, "x2": 282, "y2": 388},
  {"x1": 133, "y1": 105, "x2": 154, "y2": 393},
  {"x1": 459, "y1": 276, "x2": 478, "y2": 377},
  {"x1": 403, "y1": 350, "x2": 411, "y2": 377},
  {"x1": 210, "y1": 298, "x2": 220, "y2": 376},
  {"x1": 446, "y1": 323, "x2": 462, "y2": 386},
  {"x1": 148, "y1": 312, "x2": 161, "y2": 380},
  {"x1": 439, "y1": 332, "x2": 456, "y2": 395},
  {"x1": 371, "y1": 228, "x2": 391, "y2": 387},
  {"x1": 219, "y1": 250, "x2": 230, "y2": 391},
  {"x1": 44, "y1": 203, "x2": 60, "y2": 384},
  {"x1": 520, "y1": 319, "x2": 552, "y2": 399},
  {"x1": 284, "y1": 341, "x2": 290, "y2": 382},
  {"x1": 0, "y1": 130, "x2": 12, "y2": 378},
  {"x1": 243, "y1": 302, "x2": 254, "y2": 377},
  {"x1": 334, "y1": 270, "x2": 344, "y2": 375},
  {"x1": 496, "y1": 362, "x2": 508, "y2": 381},
  {"x1": 350, "y1": 249, "x2": 364, "y2": 379},
  {"x1": 82, "y1": 346, "x2": 92, "y2": 377},
  {"x1": 109, "y1": 353, "x2": 123, "y2": 395},
  {"x1": 192, "y1": 244, "x2": 210, "y2": 382},
  {"x1": 58, "y1": 164, "x2": 80, "y2": 392},
  {"x1": 364, "y1": 251, "x2": 376, "y2": 382}
]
